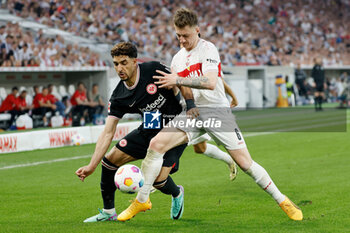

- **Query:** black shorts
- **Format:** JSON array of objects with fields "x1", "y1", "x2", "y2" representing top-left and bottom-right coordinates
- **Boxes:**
[
  {"x1": 115, "y1": 128, "x2": 187, "y2": 174},
  {"x1": 315, "y1": 83, "x2": 324, "y2": 92}
]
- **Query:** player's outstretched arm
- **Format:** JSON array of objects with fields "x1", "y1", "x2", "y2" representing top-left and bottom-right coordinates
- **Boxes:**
[
  {"x1": 154, "y1": 70, "x2": 217, "y2": 90},
  {"x1": 221, "y1": 78, "x2": 238, "y2": 108},
  {"x1": 75, "y1": 116, "x2": 119, "y2": 181}
]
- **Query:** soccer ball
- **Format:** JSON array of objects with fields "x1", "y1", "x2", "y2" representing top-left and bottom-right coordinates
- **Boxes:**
[
  {"x1": 71, "y1": 133, "x2": 84, "y2": 146},
  {"x1": 114, "y1": 164, "x2": 144, "y2": 194}
]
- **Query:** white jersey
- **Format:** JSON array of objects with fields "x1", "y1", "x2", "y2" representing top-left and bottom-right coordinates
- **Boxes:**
[{"x1": 171, "y1": 38, "x2": 230, "y2": 108}]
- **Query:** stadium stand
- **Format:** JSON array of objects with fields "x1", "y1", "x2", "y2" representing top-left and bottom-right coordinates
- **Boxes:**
[
  {"x1": 2, "y1": 0, "x2": 349, "y2": 66},
  {"x1": 0, "y1": 21, "x2": 106, "y2": 67}
]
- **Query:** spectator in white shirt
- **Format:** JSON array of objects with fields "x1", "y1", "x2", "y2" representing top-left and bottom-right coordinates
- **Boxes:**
[
  {"x1": 45, "y1": 38, "x2": 57, "y2": 58},
  {"x1": 0, "y1": 25, "x2": 6, "y2": 44},
  {"x1": 17, "y1": 43, "x2": 33, "y2": 61}
]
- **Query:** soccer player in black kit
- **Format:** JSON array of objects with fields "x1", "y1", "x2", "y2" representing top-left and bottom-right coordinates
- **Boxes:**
[
  {"x1": 311, "y1": 58, "x2": 325, "y2": 111},
  {"x1": 76, "y1": 42, "x2": 192, "y2": 222}
]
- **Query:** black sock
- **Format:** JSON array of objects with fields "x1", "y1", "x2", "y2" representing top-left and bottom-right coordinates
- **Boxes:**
[
  {"x1": 100, "y1": 157, "x2": 118, "y2": 209},
  {"x1": 153, "y1": 176, "x2": 180, "y2": 197},
  {"x1": 318, "y1": 97, "x2": 323, "y2": 109},
  {"x1": 314, "y1": 97, "x2": 318, "y2": 109}
]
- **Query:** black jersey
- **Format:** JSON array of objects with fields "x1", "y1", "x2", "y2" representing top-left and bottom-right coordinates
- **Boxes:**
[
  {"x1": 108, "y1": 61, "x2": 182, "y2": 133},
  {"x1": 311, "y1": 64, "x2": 325, "y2": 84}
]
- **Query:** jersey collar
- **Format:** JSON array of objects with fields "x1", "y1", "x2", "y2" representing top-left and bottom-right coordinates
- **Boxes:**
[{"x1": 123, "y1": 64, "x2": 140, "y2": 90}]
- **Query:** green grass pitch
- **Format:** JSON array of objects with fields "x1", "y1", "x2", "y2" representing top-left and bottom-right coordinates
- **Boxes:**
[{"x1": 0, "y1": 111, "x2": 349, "y2": 233}]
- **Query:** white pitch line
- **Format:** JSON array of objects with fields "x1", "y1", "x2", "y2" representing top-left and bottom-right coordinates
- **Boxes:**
[{"x1": 0, "y1": 155, "x2": 91, "y2": 170}]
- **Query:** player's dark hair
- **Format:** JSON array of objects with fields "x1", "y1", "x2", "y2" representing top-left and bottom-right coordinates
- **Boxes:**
[
  {"x1": 12, "y1": 86, "x2": 18, "y2": 92},
  {"x1": 174, "y1": 8, "x2": 198, "y2": 28},
  {"x1": 110, "y1": 42, "x2": 137, "y2": 58}
]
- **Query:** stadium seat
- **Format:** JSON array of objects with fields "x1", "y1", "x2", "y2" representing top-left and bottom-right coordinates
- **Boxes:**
[
  {"x1": 68, "y1": 84, "x2": 75, "y2": 96},
  {"x1": 0, "y1": 113, "x2": 12, "y2": 130},
  {"x1": 27, "y1": 87, "x2": 35, "y2": 98},
  {"x1": 59, "y1": 85, "x2": 68, "y2": 98},
  {"x1": 26, "y1": 94, "x2": 33, "y2": 106},
  {"x1": 0, "y1": 87, "x2": 7, "y2": 100},
  {"x1": 19, "y1": 86, "x2": 26, "y2": 92},
  {"x1": 52, "y1": 85, "x2": 62, "y2": 100}
]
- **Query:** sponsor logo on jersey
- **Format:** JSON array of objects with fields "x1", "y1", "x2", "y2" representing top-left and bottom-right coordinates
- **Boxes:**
[
  {"x1": 139, "y1": 94, "x2": 166, "y2": 112},
  {"x1": 119, "y1": 139, "x2": 127, "y2": 147},
  {"x1": 108, "y1": 101, "x2": 111, "y2": 113},
  {"x1": 206, "y1": 58, "x2": 218, "y2": 64},
  {"x1": 146, "y1": 84, "x2": 157, "y2": 95},
  {"x1": 143, "y1": 110, "x2": 161, "y2": 129}
]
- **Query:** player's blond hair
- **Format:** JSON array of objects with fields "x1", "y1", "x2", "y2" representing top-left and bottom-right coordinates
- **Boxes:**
[{"x1": 173, "y1": 8, "x2": 198, "y2": 28}]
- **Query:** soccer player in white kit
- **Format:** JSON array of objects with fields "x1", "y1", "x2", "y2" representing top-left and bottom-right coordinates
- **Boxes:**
[{"x1": 118, "y1": 8, "x2": 303, "y2": 222}]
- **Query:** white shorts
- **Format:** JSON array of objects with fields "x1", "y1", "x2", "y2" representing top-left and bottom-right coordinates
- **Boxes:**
[
  {"x1": 187, "y1": 133, "x2": 211, "y2": 146},
  {"x1": 172, "y1": 108, "x2": 246, "y2": 150}
]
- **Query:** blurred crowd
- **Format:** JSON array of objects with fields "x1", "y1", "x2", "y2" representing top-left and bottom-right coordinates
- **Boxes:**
[
  {"x1": 3, "y1": 0, "x2": 350, "y2": 66},
  {"x1": 0, "y1": 23, "x2": 105, "y2": 67},
  {"x1": 0, "y1": 82, "x2": 105, "y2": 130}
]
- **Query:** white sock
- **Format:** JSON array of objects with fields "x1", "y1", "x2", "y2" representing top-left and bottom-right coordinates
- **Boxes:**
[
  {"x1": 203, "y1": 143, "x2": 234, "y2": 165},
  {"x1": 136, "y1": 149, "x2": 164, "y2": 203},
  {"x1": 103, "y1": 208, "x2": 115, "y2": 214},
  {"x1": 245, "y1": 161, "x2": 285, "y2": 204}
]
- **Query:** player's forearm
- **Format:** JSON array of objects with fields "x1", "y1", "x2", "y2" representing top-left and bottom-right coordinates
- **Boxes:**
[
  {"x1": 222, "y1": 80, "x2": 234, "y2": 99},
  {"x1": 179, "y1": 86, "x2": 196, "y2": 111},
  {"x1": 226, "y1": 86, "x2": 238, "y2": 104},
  {"x1": 88, "y1": 130, "x2": 115, "y2": 169},
  {"x1": 179, "y1": 86, "x2": 194, "y2": 100},
  {"x1": 76, "y1": 98, "x2": 87, "y2": 105},
  {"x1": 40, "y1": 103, "x2": 50, "y2": 108},
  {"x1": 176, "y1": 75, "x2": 216, "y2": 90}
]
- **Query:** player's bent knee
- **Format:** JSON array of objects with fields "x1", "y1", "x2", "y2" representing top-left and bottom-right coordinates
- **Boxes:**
[{"x1": 149, "y1": 137, "x2": 167, "y2": 153}]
